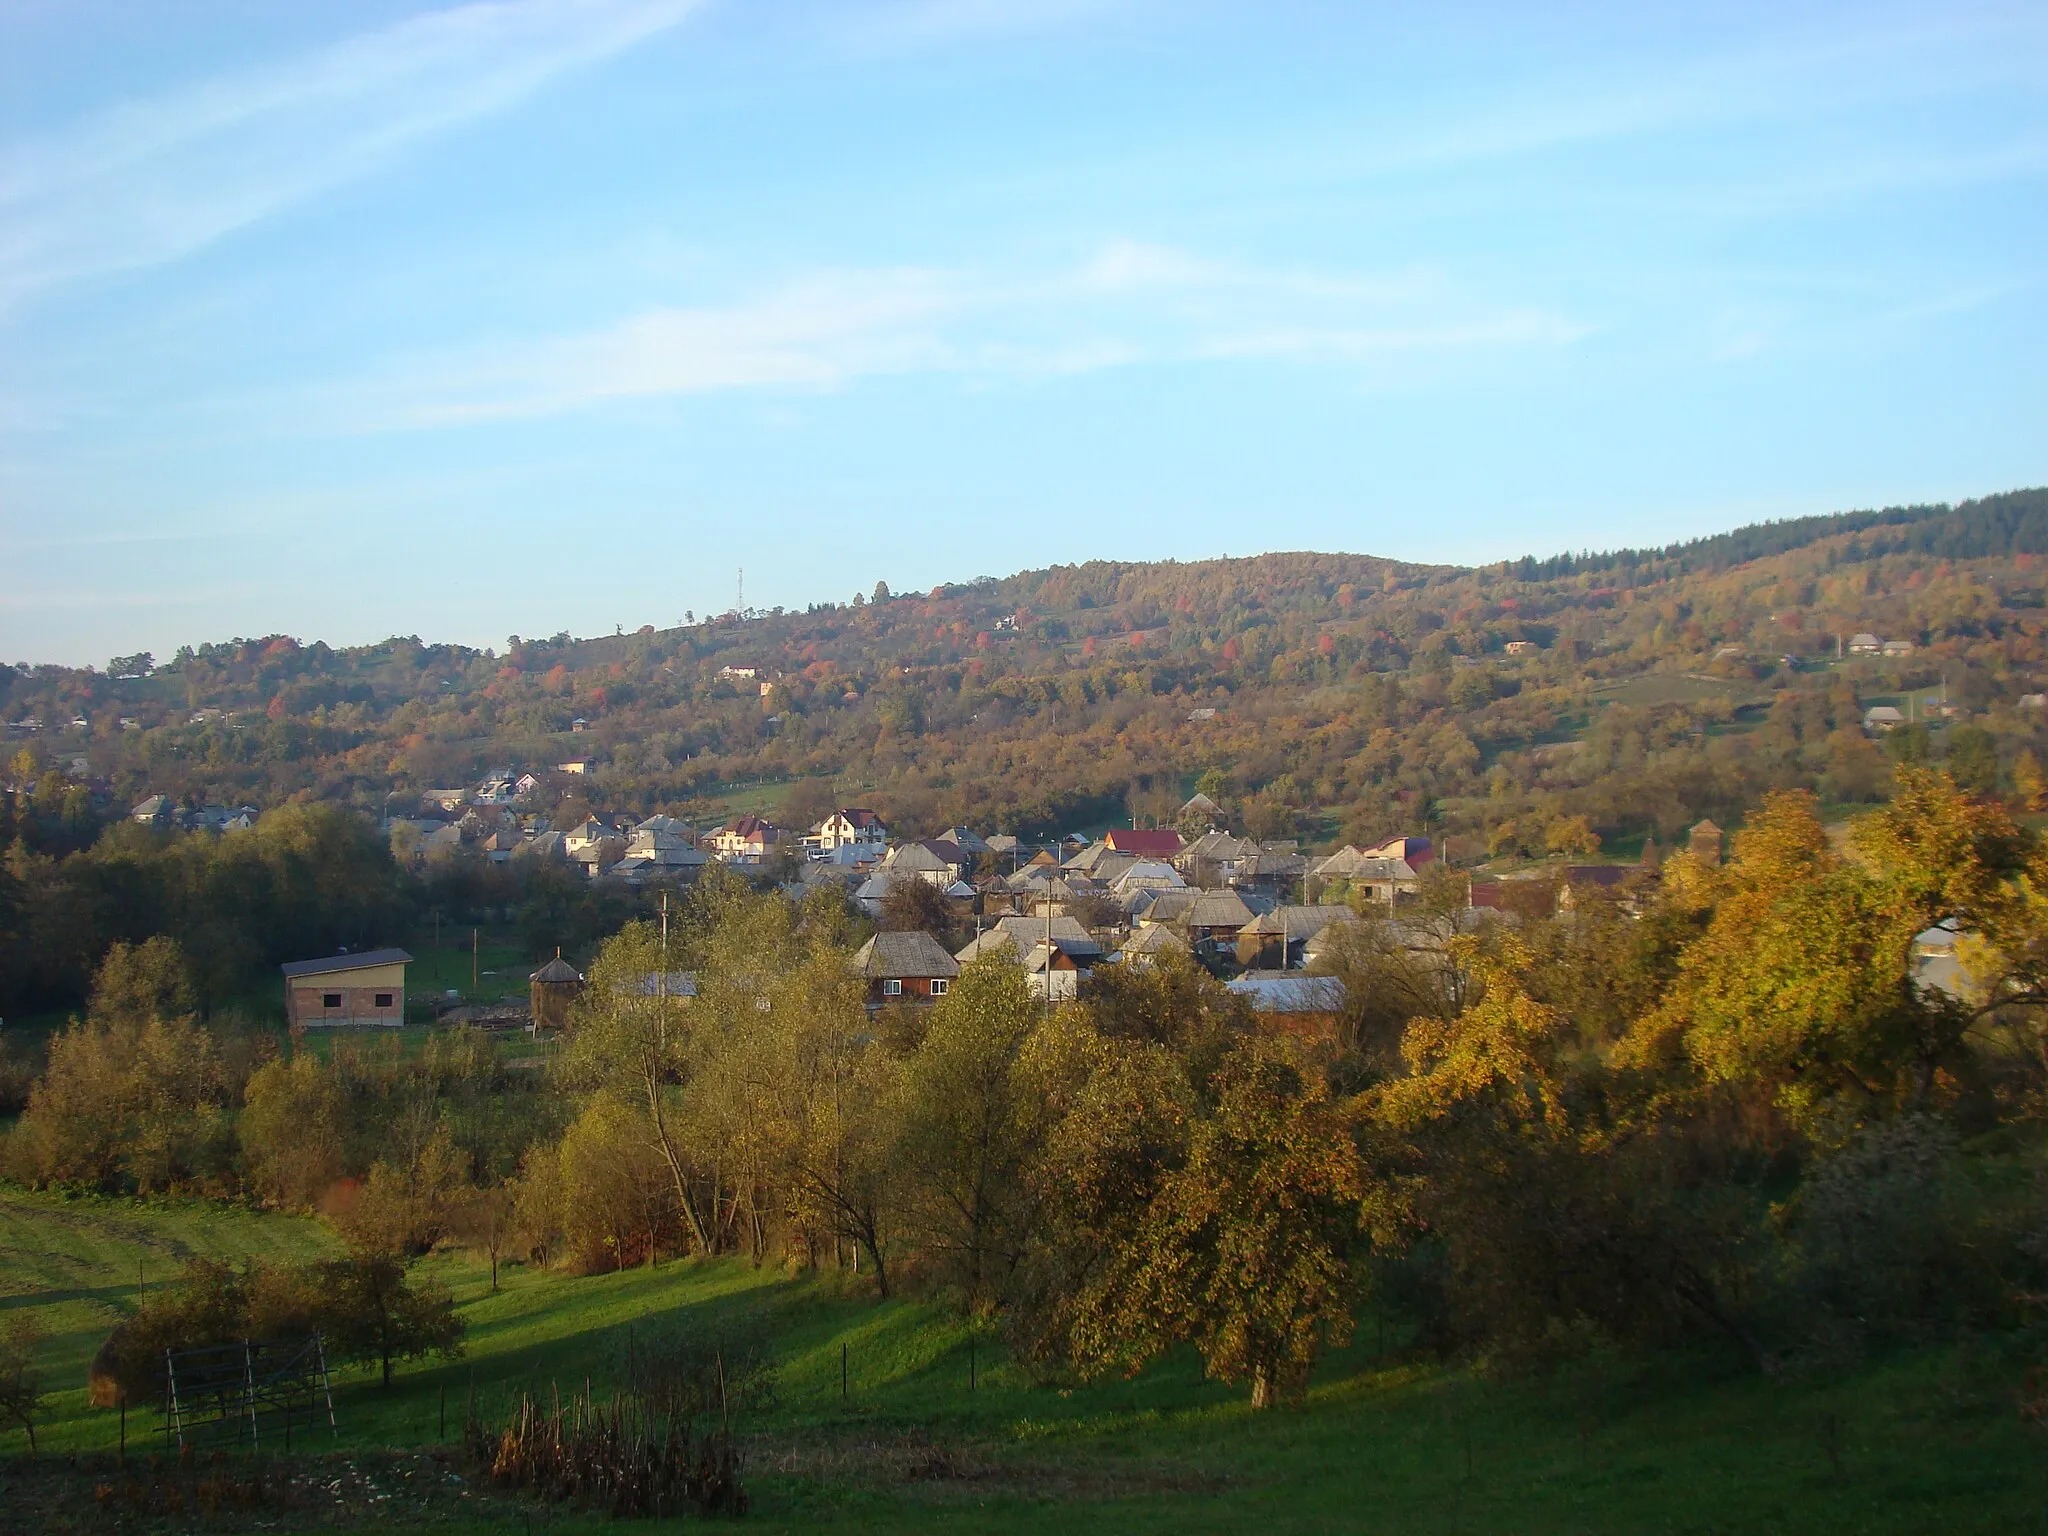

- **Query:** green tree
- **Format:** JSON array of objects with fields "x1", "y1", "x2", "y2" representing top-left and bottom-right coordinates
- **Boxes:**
[
  {"x1": 315, "y1": 1254, "x2": 465, "y2": 1389},
  {"x1": 0, "y1": 1314, "x2": 47, "y2": 1453},
  {"x1": 240, "y1": 1053, "x2": 346, "y2": 1209},
  {"x1": 894, "y1": 956, "x2": 1046, "y2": 1310},
  {"x1": 1946, "y1": 725, "x2": 1999, "y2": 795},
  {"x1": 1067, "y1": 1045, "x2": 1367, "y2": 1408}
]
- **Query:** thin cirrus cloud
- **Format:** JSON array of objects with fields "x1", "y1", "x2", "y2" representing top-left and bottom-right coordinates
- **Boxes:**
[
  {"x1": 333, "y1": 242, "x2": 1587, "y2": 428},
  {"x1": 0, "y1": 0, "x2": 704, "y2": 313}
]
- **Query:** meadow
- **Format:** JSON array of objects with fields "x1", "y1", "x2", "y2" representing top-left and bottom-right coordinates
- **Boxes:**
[{"x1": 0, "y1": 1189, "x2": 2036, "y2": 1534}]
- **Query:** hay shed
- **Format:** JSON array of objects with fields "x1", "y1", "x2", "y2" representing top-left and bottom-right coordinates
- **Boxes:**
[{"x1": 529, "y1": 950, "x2": 583, "y2": 1033}]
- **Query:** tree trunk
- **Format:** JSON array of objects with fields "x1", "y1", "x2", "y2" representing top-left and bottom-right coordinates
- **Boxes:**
[
  {"x1": 1250, "y1": 1362, "x2": 1275, "y2": 1410},
  {"x1": 643, "y1": 1075, "x2": 711, "y2": 1254}
]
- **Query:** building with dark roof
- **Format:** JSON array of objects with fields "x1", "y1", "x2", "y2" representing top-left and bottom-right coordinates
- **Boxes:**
[
  {"x1": 850, "y1": 931, "x2": 960, "y2": 1007},
  {"x1": 280, "y1": 949, "x2": 412, "y2": 1028}
]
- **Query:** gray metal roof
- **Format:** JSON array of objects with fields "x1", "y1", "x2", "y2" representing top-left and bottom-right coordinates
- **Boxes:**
[
  {"x1": 851, "y1": 931, "x2": 961, "y2": 980},
  {"x1": 1226, "y1": 975, "x2": 1347, "y2": 1012},
  {"x1": 280, "y1": 948, "x2": 413, "y2": 979}
]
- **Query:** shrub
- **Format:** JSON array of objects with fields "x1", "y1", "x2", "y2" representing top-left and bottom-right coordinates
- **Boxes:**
[
  {"x1": 1783, "y1": 1115, "x2": 1997, "y2": 1339},
  {"x1": 471, "y1": 1388, "x2": 746, "y2": 1517},
  {"x1": 89, "y1": 1254, "x2": 465, "y2": 1406}
]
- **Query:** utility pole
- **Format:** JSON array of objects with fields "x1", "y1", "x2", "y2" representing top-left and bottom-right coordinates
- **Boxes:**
[
  {"x1": 1046, "y1": 890, "x2": 1055, "y2": 1004},
  {"x1": 471, "y1": 929, "x2": 479, "y2": 997},
  {"x1": 658, "y1": 890, "x2": 670, "y2": 1050}
]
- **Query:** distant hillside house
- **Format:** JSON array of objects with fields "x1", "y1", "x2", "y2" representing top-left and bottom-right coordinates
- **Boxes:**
[
  {"x1": 281, "y1": 949, "x2": 411, "y2": 1029},
  {"x1": 557, "y1": 757, "x2": 595, "y2": 775},
  {"x1": 1504, "y1": 640, "x2": 1538, "y2": 656},
  {"x1": 1882, "y1": 640, "x2": 1915, "y2": 657},
  {"x1": 1863, "y1": 706, "x2": 1905, "y2": 733},
  {"x1": 1849, "y1": 633, "x2": 1882, "y2": 655},
  {"x1": 131, "y1": 794, "x2": 174, "y2": 826}
]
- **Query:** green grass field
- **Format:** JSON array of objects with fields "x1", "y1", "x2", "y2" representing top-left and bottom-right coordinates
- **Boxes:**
[
  {"x1": 1, "y1": 1190, "x2": 2040, "y2": 1533},
  {"x1": 1591, "y1": 673, "x2": 1766, "y2": 710}
]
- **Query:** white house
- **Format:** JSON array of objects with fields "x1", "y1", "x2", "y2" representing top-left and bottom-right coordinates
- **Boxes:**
[{"x1": 805, "y1": 808, "x2": 888, "y2": 861}]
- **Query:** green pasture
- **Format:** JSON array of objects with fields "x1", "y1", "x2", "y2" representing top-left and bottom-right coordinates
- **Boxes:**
[
  {"x1": 1, "y1": 1191, "x2": 2041, "y2": 1532},
  {"x1": 1591, "y1": 673, "x2": 1766, "y2": 710},
  {"x1": 687, "y1": 777, "x2": 811, "y2": 824},
  {"x1": 405, "y1": 935, "x2": 536, "y2": 1006}
]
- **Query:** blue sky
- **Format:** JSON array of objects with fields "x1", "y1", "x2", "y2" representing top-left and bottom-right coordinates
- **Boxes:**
[{"x1": 2, "y1": 0, "x2": 2044, "y2": 667}]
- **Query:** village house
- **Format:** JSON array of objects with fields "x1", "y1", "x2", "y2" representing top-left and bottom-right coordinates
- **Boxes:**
[
  {"x1": 1556, "y1": 864, "x2": 1645, "y2": 914},
  {"x1": 562, "y1": 816, "x2": 615, "y2": 855},
  {"x1": 881, "y1": 838, "x2": 969, "y2": 889},
  {"x1": 1311, "y1": 844, "x2": 1423, "y2": 905},
  {"x1": 708, "y1": 813, "x2": 785, "y2": 864},
  {"x1": 849, "y1": 931, "x2": 959, "y2": 1008},
  {"x1": 1863, "y1": 705, "x2": 1905, "y2": 733},
  {"x1": 479, "y1": 828, "x2": 524, "y2": 864},
  {"x1": 1176, "y1": 831, "x2": 1264, "y2": 884},
  {"x1": 957, "y1": 914, "x2": 1106, "y2": 969},
  {"x1": 1227, "y1": 974, "x2": 1348, "y2": 1047},
  {"x1": 1103, "y1": 827, "x2": 1184, "y2": 860},
  {"x1": 281, "y1": 949, "x2": 411, "y2": 1028},
  {"x1": 1849, "y1": 633, "x2": 1883, "y2": 655},
  {"x1": 1233, "y1": 905, "x2": 1358, "y2": 970},
  {"x1": 804, "y1": 808, "x2": 888, "y2": 861},
  {"x1": 557, "y1": 756, "x2": 595, "y2": 776},
  {"x1": 1882, "y1": 639, "x2": 1915, "y2": 657},
  {"x1": 130, "y1": 794, "x2": 174, "y2": 827},
  {"x1": 1118, "y1": 923, "x2": 1190, "y2": 967},
  {"x1": 1183, "y1": 889, "x2": 1258, "y2": 952}
]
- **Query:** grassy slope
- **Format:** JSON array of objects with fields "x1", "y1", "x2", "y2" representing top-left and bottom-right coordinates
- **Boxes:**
[{"x1": 1, "y1": 1192, "x2": 2039, "y2": 1533}]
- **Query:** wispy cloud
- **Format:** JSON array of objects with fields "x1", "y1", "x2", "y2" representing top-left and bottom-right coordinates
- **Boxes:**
[
  {"x1": 0, "y1": 0, "x2": 702, "y2": 311},
  {"x1": 833, "y1": 0, "x2": 1127, "y2": 51},
  {"x1": 313, "y1": 242, "x2": 1586, "y2": 427}
]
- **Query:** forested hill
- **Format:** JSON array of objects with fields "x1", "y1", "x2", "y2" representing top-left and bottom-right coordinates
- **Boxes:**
[{"x1": 7, "y1": 486, "x2": 2048, "y2": 859}]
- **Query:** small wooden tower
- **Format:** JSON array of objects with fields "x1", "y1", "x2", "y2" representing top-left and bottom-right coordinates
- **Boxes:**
[
  {"x1": 1687, "y1": 819, "x2": 1724, "y2": 867},
  {"x1": 529, "y1": 950, "x2": 583, "y2": 1033}
]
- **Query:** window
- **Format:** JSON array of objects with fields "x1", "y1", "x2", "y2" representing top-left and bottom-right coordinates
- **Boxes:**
[
  {"x1": 322, "y1": 993, "x2": 342, "y2": 1009},
  {"x1": 374, "y1": 993, "x2": 394, "y2": 1008},
  {"x1": 882, "y1": 979, "x2": 902, "y2": 997},
  {"x1": 930, "y1": 978, "x2": 949, "y2": 996}
]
